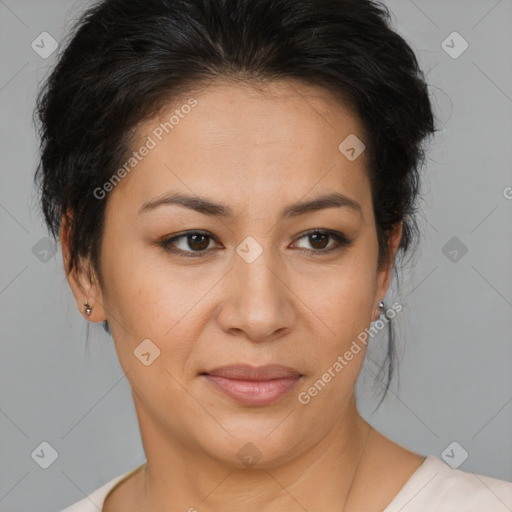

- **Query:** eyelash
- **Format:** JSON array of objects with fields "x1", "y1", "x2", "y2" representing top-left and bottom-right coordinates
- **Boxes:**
[{"x1": 160, "y1": 229, "x2": 352, "y2": 258}]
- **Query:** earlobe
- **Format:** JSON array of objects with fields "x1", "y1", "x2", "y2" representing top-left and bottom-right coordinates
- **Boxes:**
[{"x1": 59, "y1": 214, "x2": 107, "y2": 323}]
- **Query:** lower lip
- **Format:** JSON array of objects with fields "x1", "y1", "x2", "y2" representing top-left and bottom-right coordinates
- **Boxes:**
[{"x1": 203, "y1": 375, "x2": 301, "y2": 406}]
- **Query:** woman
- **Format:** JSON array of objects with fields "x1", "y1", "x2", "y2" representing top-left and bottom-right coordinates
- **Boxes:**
[{"x1": 34, "y1": 0, "x2": 512, "y2": 510}]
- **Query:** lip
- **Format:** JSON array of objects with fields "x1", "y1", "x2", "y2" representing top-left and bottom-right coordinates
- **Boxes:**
[{"x1": 201, "y1": 364, "x2": 303, "y2": 406}]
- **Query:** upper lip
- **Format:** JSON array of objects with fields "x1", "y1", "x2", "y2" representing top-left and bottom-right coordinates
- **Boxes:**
[{"x1": 202, "y1": 364, "x2": 302, "y2": 381}]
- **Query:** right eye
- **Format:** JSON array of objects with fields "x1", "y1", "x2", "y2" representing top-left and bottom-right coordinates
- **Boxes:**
[{"x1": 160, "y1": 230, "x2": 222, "y2": 258}]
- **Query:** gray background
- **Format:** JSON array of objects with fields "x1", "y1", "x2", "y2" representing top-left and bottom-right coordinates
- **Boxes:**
[{"x1": 1, "y1": 0, "x2": 511, "y2": 510}]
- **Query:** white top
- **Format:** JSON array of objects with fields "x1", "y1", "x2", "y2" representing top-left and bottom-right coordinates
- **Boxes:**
[{"x1": 60, "y1": 455, "x2": 512, "y2": 511}]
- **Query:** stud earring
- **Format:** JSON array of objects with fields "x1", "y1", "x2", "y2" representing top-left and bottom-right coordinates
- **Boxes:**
[
  {"x1": 373, "y1": 300, "x2": 384, "y2": 321},
  {"x1": 83, "y1": 303, "x2": 93, "y2": 316}
]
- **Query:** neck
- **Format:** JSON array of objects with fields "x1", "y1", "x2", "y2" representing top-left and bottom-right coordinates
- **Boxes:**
[{"x1": 133, "y1": 394, "x2": 372, "y2": 512}]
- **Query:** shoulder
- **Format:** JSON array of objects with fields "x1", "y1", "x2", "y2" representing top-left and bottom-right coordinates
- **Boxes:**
[
  {"x1": 58, "y1": 464, "x2": 144, "y2": 512},
  {"x1": 385, "y1": 455, "x2": 512, "y2": 512}
]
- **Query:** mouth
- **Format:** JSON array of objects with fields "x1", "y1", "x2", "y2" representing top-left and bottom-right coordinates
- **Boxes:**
[{"x1": 200, "y1": 364, "x2": 303, "y2": 406}]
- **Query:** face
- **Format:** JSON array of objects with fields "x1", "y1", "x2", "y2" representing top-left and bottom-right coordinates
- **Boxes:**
[{"x1": 64, "y1": 79, "x2": 401, "y2": 468}]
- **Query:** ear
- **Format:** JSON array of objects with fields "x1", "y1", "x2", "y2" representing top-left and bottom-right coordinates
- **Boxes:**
[
  {"x1": 60, "y1": 214, "x2": 107, "y2": 323},
  {"x1": 372, "y1": 222, "x2": 402, "y2": 321}
]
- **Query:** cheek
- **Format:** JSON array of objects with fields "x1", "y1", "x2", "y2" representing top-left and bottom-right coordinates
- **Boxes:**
[
  {"x1": 302, "y1": 283, "x2": 374, "y2": 385},
  {"x1": 294, "y1": 261, "x2": 377, "y2": 408},
  {"x1": 99, "y1": 241, "x2": 214, "y2": 366},
  {"x1": 295, "y1": 251, "x2": 376, "y2": 338}
]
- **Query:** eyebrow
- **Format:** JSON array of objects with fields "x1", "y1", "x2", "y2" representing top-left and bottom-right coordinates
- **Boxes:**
[{"x1": 138, "y1": 191, "x2": 362, "y2": 219}]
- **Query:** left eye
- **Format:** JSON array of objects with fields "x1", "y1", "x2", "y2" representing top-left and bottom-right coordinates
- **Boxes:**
[{"x1": 292, "y1": 230, "x2": 351, "y2": 253}]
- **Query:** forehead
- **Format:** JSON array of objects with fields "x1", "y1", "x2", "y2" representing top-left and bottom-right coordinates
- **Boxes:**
[
  {"x1": 111, "y1": 79, "x2": 372, "y2": 217},
  {"x1": 140, "y1": 78, "x2": 364, "y2": 153}
]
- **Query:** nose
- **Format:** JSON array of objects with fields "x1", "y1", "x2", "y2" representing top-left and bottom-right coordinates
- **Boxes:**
[{"x1": 215, "y1": 246, "x2": 296, "y2": 342}]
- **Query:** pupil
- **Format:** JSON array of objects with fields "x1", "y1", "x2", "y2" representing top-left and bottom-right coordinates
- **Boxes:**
[
  {"x1": 310, "y1": 233, "x2": 328, "y2": 249},
  {"x1": 189, "y1": 234, "x2": 209, "y2": 250}
]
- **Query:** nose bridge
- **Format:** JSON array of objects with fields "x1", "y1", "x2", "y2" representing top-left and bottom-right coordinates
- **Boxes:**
[
  {"x1": 219, "y1": 235, "x2": 293, "y2": 340},
  {"x1": 235, "y1": 236, "x2": 283, "y2": 307}
]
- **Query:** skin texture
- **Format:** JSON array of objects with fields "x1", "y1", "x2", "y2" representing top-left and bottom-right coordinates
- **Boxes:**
[{"x1": 61, "y1": 79, "x2": 424, "y2": 511}]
